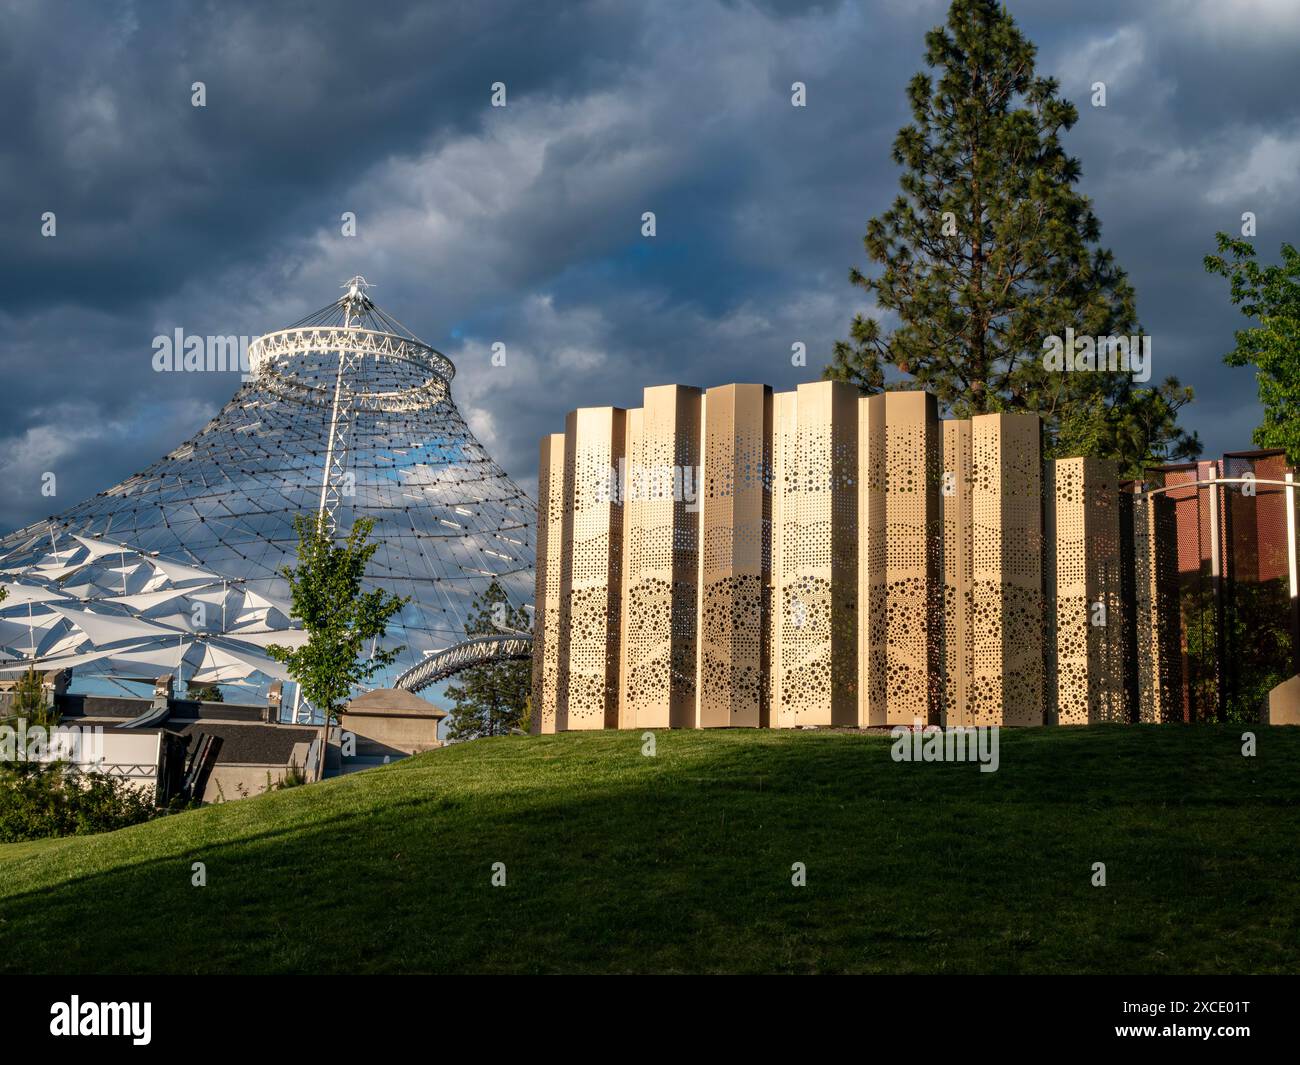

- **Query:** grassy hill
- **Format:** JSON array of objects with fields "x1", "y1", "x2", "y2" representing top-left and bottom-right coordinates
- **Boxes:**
[{"x1": 1, "y1": 726, "x2": 1298, "y2": 974}]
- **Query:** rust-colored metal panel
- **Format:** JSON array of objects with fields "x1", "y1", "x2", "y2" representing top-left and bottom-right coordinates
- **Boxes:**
[
  {"x1": 1224, "y1": 450, "x2": 1291, "y2": 583},
  {"x1": 557, "y1": 406, "x2": 626, "y2": 731},
  {"x1": 531, "y1": 432, "x2": 567, "y2": 734},
  {"x1": 698, "y1": 384, "x2": 772, "y2": 727}
]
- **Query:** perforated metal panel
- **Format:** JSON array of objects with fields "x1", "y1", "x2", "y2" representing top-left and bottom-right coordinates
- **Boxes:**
[
  {"x1": 556, "y1": 407, "x2": 625, "y2": 730},
  {"x1": 771, "y1": 382, "x2": 859, "y2": 726},
  {"x1": 939, "y1": 418, "x2": 973, "y2": 726},
  {"x1": 968, "y1": 414, "x2": 1043, "y2": 726},
  {"x1": 697, "y1": 384, "x2": 772, "y2": 727},
  {"x1": 1044, "y1": 458, "x2": 1127, "y2": 724},
  {"x1": 884, "y1": 392, "x2": 941, "y2": 724},
  {"x1": 1133, "y1": 491, "x2": 1183, "y2": 722},
  {"x1": 616, "y1": 407, "x2": 643, "y2": 729},
  {"x1": 530, "y1": 433, "x2": 567, "y2": 734},
  {"x1": 858, "y1": 394, "x2": 888, "y2": 725},
  {"x1": 617, "y1": 386, "x2": 702, "y2": 728},
  {"x1": 767, "y1": 390, "x2": 798, "y2": 727},
  {"x1": 1141, "y1": 462, "x2": 1213, "y2": 722},
  {"x1": 531, "y1": 381, "x2": 1186, "y2": 733}
]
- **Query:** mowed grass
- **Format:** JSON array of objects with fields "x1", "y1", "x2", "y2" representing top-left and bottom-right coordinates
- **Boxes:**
[{"x1": 0, "y1": 726, "x2": 1297, "y2": 974}]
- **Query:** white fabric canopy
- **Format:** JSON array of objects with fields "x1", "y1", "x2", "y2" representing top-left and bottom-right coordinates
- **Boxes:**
[
  {"x1": 27, "y1": 561, "x2": 89, "y2": 581},
  {"x1": 240, "y1": 589, "x2": 295, "y2": 616},
  {"x1": 223, "y1": 628, "x2": 309, "y2": 649},
  {"x1": 189, "y1": 641, "x2": 290, "y2": 683},
  {"x1": 149, "y1": 557, "x2": 220, "y2": 586},
  {"x1": 0, "y1": 645, "x2": 121, "y2": 674},
  {"x1": 34, "y1": 628, "x2": 84, "y2": 660},
  {"x1": 72, "y1": 534, "x2": 133, "y2": 560},
  {"x1": 1, "y1": 583, "x2": 74, "y2": 606},
  {"x1": 0, "y1": 617, "x2": 44, "y2": 647},
  {"x1": 104, "y1": 588, "x2": 192, "y2": 611},
  {"x1": 48, "y1": 605, "x2": 185, "y2": 647}
]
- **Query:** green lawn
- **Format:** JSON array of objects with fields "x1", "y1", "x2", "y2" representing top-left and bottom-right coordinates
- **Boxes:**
[{"x1": 1, "y1": 726, "x2": 1297, "y2": 974}]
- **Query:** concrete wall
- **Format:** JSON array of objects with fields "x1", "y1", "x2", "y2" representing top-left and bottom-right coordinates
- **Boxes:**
[
  {"x1": 203, "y1": 763, "x2": 299, "y2": 804},
  {"x1": 339, "y1": 714, "x2": 440, "y2": 757}
]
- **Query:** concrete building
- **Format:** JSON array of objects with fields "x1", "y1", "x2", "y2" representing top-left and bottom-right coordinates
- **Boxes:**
[
  {"x1": 0, "y1": 675, "x2": 319, "y2": 803},
  {"x1": 336, "y1": 688, "x2": 446, "y2": 773},
  {"x1": 1, "y1": 673, "x2": 448, "y2": 801}
]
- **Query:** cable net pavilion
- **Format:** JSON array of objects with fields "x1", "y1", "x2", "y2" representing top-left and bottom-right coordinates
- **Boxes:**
[{"x1": 0, "y1": 280, "x2": 536, "y2": 701}]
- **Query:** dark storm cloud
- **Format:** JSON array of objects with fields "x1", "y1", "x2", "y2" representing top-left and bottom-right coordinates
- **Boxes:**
[
  {"x1": 1, "y1": 0, "x2": 1297, "y2": 533},
  {"x1": 0, "y1": 0, "x2": 642, "y2": 309}
]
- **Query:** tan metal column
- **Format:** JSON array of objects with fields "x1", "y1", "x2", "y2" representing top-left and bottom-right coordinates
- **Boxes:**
[
  {"x1": 619, "y1": 385, "x2": 702, "y2": 728},
  {"x1": 531, "y1": 432, "x2": 567, "y2": 734},
  {"x1": 858, "y1": 393, "x2": 887, "y2": 725},
  {"x1": 616, "y1": 406, "x2": 643, "y2": 729},
  {"x1": 768, "y1": 390, "x2": 798, "y2": 727},
  {"x1": 697, "y1": 384, "x2": 772, "y2": 727},
  {"x1": 557, "y1": 406, "x2": 626, "y2": 730},
  {"x1": 881, "y1": 391, "x2": 941, "y2": 724},
  {"x1": 1044, "y1": 457, "x2": 1125, "y2": 725},
  {"x1": 969, "y1": 413, "x2": 1043, "y2": 726},
  {"x1": 772, "y1": 381, "x2": 858, "y2": 727},
  {"x1": 1133, "y1": 490, "x2": 1182, "y2": 723},
  {"x1": 940, "y1": 417, "x2": 972, "y2": 726}
]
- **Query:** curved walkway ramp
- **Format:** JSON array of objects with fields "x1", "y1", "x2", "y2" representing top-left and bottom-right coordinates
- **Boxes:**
[{"x1": 394, "y1": 634, "x2": 533, "y2": 693}]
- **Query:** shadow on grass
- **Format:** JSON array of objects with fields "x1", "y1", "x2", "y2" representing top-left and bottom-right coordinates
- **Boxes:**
[{"x1": 1, "y1": 726, "x2": 1297, "y2": 974}]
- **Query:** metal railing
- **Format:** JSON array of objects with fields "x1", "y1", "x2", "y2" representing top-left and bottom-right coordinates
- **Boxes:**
[{"x1": 393, "y1": 634, "x2": 533, "y2": 693}]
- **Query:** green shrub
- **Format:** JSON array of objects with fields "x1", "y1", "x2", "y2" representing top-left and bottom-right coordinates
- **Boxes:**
[
  {"x1": 272, "y1": 763, "x2": 307, "y2": 790},
  {"x1": 0, "y1": 763, "x2": 158, "y2": 842}
]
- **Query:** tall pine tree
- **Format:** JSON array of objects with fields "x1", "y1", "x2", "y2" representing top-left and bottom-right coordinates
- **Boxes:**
[
  {"x1": 826, "y1": 0, "x2": 1198, "y2": 478},
  {"x1": 443, "y1": 581, "x2": 531, "y2": 742}
]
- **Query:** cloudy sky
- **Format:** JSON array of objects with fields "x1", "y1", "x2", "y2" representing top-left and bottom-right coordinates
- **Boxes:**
[{"x1": 2, "y1": 0, "x2": 1298, "y2": 532}]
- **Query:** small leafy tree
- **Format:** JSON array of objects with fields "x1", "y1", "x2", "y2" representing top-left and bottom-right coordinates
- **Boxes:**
[
  {"x1": 1204, "y1": 234, "x2": 1300, "y2": 464},
  {"x1": 443, "y1": 581, "x2": 531, "y2": 742},
  {"x1": 267, "y1": 516, "x2": 408, "y2": 730},
  {"x1": 186, "y1": 684, "x2": 224, "y2": 703}
]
